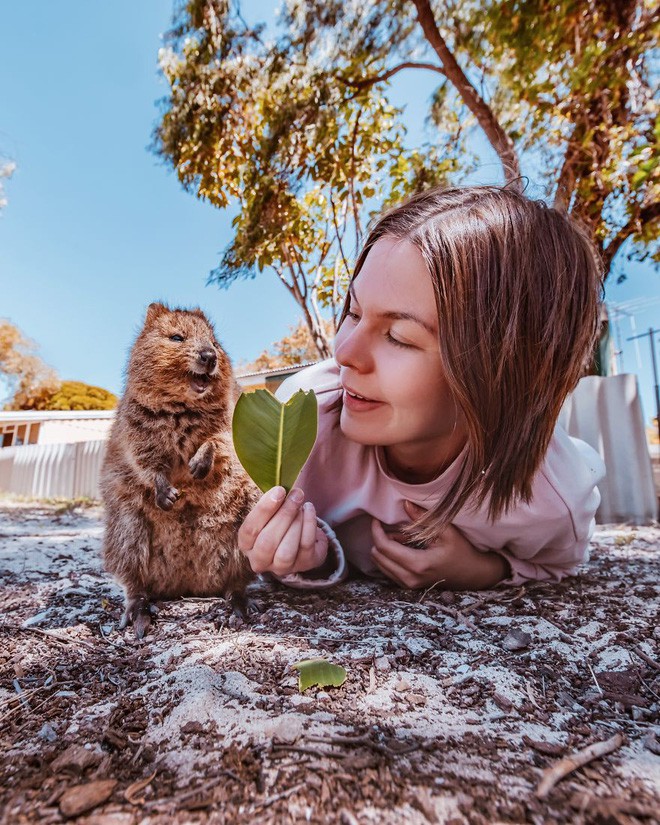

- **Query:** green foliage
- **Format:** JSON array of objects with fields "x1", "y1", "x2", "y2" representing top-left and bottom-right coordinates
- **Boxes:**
[
  {"x1": 292, "y1": 658, "x2": 347, "y2": 692},
  {"x1": 30, "y1": 381, "x2": 118, "y2": 411},
  {"x1": 154, "y1": 0, "x2": 659, "y2": 325},
  {"x1": 232, "y1": 388, "x2": 318, "y2": 492}
]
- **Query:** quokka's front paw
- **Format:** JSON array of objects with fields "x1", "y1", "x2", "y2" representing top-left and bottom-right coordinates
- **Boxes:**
[
  {"x1": 189, "y1": 443, "x2": 214, "y2": 479},
  {"x1": 155, "y1": 477, "x2": 180, "y2": 510}
]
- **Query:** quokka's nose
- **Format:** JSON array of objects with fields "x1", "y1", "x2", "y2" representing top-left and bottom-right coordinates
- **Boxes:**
[{"x1": 198, "y1": 348, "x2": 217, "y2": 368}]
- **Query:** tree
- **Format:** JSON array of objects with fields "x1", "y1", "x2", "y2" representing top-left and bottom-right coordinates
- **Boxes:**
[
  {"x1": 25, "y1": 381, "x2": 118, "y2": 411},
  {"x1": 238, "y1": 318, "x2": 332, "y2": 373},
  {"x1": 154, "y1": 0, "x2": 659, "y2": 354},
  {"x1": 1, "y1": 320, "x2": 118, "y2": 411},
  {"x1": 0, "y1": 320, "x2": 59, "y2": 410},
  {"x1": 153, "y1": 0, "x2": 458, "y2": 357}
]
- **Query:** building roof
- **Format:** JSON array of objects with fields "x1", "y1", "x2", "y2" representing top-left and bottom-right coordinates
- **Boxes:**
[
  {"x1": 0, "y1": 410, "x2": 116, "y2": 423},
  {"x1": 235, "y1": 361, "x2": 320, "y2": 380}
]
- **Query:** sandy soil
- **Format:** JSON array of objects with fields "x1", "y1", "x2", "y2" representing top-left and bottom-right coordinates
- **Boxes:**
[{"x1": 0, "y1": 498, "x2": 659, "y2": 824}]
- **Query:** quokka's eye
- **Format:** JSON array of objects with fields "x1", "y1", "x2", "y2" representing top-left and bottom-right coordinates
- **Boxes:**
[{"x1": 169, "y1": 334, "x2": 185, "y2": 342}]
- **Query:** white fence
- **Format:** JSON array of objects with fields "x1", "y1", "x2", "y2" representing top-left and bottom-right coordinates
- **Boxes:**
[
  {"x1": 0, "y1": 373, "x2": 657, "y2": 523},
  {"x1": 0, "y1": 440, "x2": 107, "y2": 499}
]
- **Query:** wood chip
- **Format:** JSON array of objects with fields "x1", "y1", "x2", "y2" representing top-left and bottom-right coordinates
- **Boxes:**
[
  {"x1": 59, "y1": 779, "x2": 117, "y2": 817},
  {"x1": 535, "y1": 733, "x2": 624, "y2": 799},
  {"x1": 51, "y1": 744, "x2": 103, "y2": 773}
]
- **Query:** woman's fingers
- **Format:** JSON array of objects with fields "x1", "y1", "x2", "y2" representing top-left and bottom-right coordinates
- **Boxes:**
[
  {"x1": 241, "y1": 487, "x2": 305, "y2": 573},
  {"x1": 371, "y1": 546, "x2": 408, "y2": 588},
  {"x1": 271, "y1": 508, "x2": 305, "y2": 575},
  {"x1": 237, "y1": 486, "x2": 286, "y2": 552},
  {"x1": 295, "y1": 502, "x2": 321, "y2": 570}
]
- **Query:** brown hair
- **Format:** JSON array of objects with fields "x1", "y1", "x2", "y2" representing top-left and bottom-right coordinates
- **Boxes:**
[{"x1": 337, "y1": 185, "x2": 604, "y2": 544}]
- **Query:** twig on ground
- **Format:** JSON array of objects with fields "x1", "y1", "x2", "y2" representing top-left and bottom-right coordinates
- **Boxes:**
[
  {"x1": 535, "y1": 733, "x2": 625, "y2": 799},
  {"x1": 250, "y1": 782, "x2": 306, "y2": 813},
  {"x1": 425, "y1": 601, "x2": 481, "y2": 633},
  {"x1": 587, "y1": 661, "x2": 603, "y2": 695},
  {"x1": 12, "y1": 679, "x2": 30, "y2": 710},
  {"x1": 306, "y1": 733, "x2": 420, "y2": 757},
  {"x1": 144, "y1": 772, "x2": 238, "y2": 811},
  {"x1": 461, "y1": 586, "x2": 527, "y2": 615},
  {"x1": 417, "y1": 580, "x2": 445, "y2": 605},
  {"x1": 271, "y1": 744, "x2": 347, "y2": 760},
  {"x1": 630, "y1": 644, "x2": 660, "y2": 672},
  {"x1": 19, "y1": 626, "x2": 97, "y2": 650}
]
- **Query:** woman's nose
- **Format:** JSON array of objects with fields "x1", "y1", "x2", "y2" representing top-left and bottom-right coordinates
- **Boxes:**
[{"x1": 334, "y1": 322, "x2": 370, "y2": 371}]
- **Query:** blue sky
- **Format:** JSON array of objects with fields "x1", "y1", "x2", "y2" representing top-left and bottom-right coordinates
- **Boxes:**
[{"x1": 1, "y1": 1, "x2": 659, "y2": 427}]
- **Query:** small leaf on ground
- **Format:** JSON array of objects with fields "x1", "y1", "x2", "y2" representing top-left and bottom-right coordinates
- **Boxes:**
[{"x1": 292, "y1": 658, "x2": 347, "y2": 692}]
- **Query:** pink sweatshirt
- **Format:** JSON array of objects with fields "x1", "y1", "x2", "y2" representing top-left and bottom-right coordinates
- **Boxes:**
[{"x1": 276, "y1": 359, "x2": 605, "y2": 586}]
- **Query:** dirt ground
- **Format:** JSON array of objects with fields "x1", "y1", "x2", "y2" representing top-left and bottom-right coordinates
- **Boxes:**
[{"x1": 0, "y1": 498, "x2": 659, "y2": 824}]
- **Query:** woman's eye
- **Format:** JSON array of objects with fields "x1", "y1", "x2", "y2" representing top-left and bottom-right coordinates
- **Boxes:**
[
  {"x1": 169, "y1": 334, "x2": 185, "y2": 342},
  {"x1": 346, "y1": 310, "x2": 360, "y2": 321},
  {"x1": 386, "y1": 333, "x2": 412, "y2": 349}
]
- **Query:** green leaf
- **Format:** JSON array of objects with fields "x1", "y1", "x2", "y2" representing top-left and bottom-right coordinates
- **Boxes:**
[
  {"x1": 292, "y1": 658, "x2": 347, "y2": 692},
  {"x1": 232, "y1": 389, "x2": 318, "y2": 493}
]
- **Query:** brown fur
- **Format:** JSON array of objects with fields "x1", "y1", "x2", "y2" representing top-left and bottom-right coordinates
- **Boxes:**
[{"x1": 100, "y1": 302, "x2": 259, "y2": 635}]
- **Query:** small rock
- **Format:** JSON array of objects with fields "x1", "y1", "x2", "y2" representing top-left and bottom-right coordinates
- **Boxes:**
[
  {"x1": 59, "y1": 779, "x2": 117, "y2": 817},
  {"x1": 316, "y1": 691, "x2": 330, "y2": 700},
  {"x1": 21, "y1": 611, "x2": 50, "y2": 628},
  {"x1": 374, "y1": 656, "x2": 391, "y2": 672},
  {"x1": 407, "y1": 693, "x2": 426, "y2": 706},
  {"x1": 643, "y1": 732, "x2": 660, "y2": 755},
  {"x1": 60, "y1": 587, "x2": 90, "y2": 597},
  {"x1": 438, "y1": 591, "x2": 456, "y2": 606},
  {"x1": 394, "y1": 677, "x2": 411, "y2": 692},
  {"x1": 51, "y1": 744, "x2": 103, "y2": 773},
  {"x1": 502, "y1": 629, "x2": 532, "y2": 651},
  {"x1": 39, "y1": 723, "x2": 58, "y2": 743},
  {"x1": 180, "y1": 721, "x2": 206, "y2": 735}
]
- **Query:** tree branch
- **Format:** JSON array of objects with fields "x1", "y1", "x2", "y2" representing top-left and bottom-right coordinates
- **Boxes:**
[
  {"x1": 411, "y1": 0, "x2": 522, "y2": 187},
  {"x1": 602, "y1": 199, "x2": 660, "y2": 276},
  {"x1": 340, "y1": 61, "x2": 446, "y2": 90}
]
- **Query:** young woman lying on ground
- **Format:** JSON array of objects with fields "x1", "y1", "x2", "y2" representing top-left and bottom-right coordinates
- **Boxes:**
[{"x1": 237, "y1": 185, "x2": 605, "y2": 591}]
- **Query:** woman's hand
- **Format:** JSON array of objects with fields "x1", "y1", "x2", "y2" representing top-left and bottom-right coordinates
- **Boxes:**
[
  {"x1": 237, "y1": 486, "x2": 328, "y2": 577},
  {"x1": 371, "y1": 501, "x2": 508, "y2": 591}
]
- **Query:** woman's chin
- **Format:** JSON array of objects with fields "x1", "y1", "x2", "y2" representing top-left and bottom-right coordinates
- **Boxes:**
[{"x1": 340, "y1": 409, "x2": 385, "y2": 445}]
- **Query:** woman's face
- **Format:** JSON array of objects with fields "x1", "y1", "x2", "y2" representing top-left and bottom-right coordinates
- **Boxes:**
[{"x1": 334, "y1": 236, "x2": 465, "y2": 469}]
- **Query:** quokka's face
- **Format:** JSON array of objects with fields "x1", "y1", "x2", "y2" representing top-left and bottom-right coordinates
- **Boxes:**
[{"x1": 129, "y1": 303, "x2": 232, "y2": 406}]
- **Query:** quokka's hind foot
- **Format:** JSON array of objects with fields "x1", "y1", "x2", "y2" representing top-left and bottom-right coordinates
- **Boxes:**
[
  {"x1": 229, "y1": 591, "x2": 261, "y2": 622},
  {"x1": 207, "y1": 592, "x2": 260, "y2": 629},
  {"x1": 119, "y1": 595, "x2": 158, "y2": 639}
]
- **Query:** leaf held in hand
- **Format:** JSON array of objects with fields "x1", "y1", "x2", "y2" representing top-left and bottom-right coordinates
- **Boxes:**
[
  {"x1": 292, "y1": 658, "x2": 347, "y2": 692},
  {"x1": 232, "y1": 389, "x2": 318, "y2": 493}
]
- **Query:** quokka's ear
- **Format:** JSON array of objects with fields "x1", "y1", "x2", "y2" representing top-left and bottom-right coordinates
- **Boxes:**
[{"x1": 145, "y1": 302, "x2": 169, "y2": 324}]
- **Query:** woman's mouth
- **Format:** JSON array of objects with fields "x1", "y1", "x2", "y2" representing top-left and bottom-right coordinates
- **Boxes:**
[{"x1": 343, "y1": 388, "x2": 384, "y2": 412}]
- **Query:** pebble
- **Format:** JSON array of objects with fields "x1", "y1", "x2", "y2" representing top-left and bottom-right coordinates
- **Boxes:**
[
  {"x1": 502, "y1": 629, "x2": 532, "y2": 651},
  {"x1": 39, "y1": 723, "x2": 58, "y2": 742},
  {"x1": 374, "y1": 656, "x2": 391, "y2": 672},
  {"x1": 21, "y1": 611, "x2": 50, "y2": 628}
]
